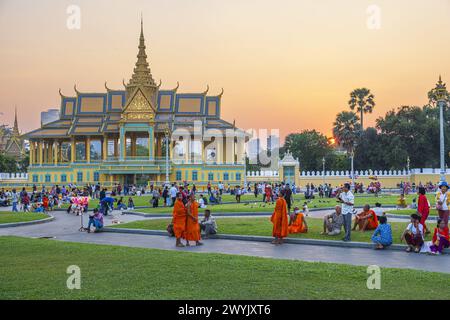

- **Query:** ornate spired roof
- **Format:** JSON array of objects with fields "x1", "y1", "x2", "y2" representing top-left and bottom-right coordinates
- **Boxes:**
[{"x1": 127, "y1": 16, "x2": 156, "y2": 88}]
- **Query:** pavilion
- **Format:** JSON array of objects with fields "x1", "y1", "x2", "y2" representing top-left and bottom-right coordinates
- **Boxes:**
[{"x1": 24, "y1": 19, "x2": 248, "y2": 187}]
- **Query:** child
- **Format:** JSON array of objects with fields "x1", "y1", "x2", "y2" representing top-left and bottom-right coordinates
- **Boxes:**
[
  {"x1": 128, "y1": 197, "x2": 135, "y2": 210},
  {"x1": 371, "y1": 215, "x2": 393, "y2": 249},
  {"x1": 401, "y1": 213, "x2": 424, "y2": 253},
  {"x1": 302, "y1": 202, "x2": 309, "y2": 216},
  {"x1": 429, "y1": 219, "x2": 449, "y2": 255},
  {"x1": 396, "y1": 194, "x2": 407, "y2": 209}
]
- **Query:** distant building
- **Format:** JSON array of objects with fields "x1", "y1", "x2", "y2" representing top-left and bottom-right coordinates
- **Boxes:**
[
  {"x1": 247, "y1": 138, "x2": 260, "y2": 159},
  {"x1": 0, "y1": 108, "x2": 25, "y2": 158},
  {"x1": 41, "y1": 109, "x2": 60, "y2": 126}
]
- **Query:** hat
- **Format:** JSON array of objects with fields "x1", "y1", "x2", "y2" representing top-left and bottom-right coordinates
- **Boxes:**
[{"x1": 439, "y1": 181, "x2": 449, "y2": 189}]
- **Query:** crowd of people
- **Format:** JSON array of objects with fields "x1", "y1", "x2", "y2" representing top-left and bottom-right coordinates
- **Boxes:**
[{"x1": 1, "y1": 178, "x2": 449, "y2": 254}]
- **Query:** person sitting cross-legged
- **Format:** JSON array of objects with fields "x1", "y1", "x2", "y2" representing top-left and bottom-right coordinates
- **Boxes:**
[
  {"x1": 200, "y1": 209, "x2": 217, "y2": 239},
  {"x1": 371, "y1": 215, "x2": 393, "y2": 250},
  {"x1": 321, "y1": 205, "x2": 344, "y2": 236},
  {"x1": 288, "y1": 207, "x2": 308, "y2": 234},
  {"x1": 353, "y1": 204, "x2": 378, "y2": 232},
  {"x1": 87, "y1": 208, "x2": 104, "y2": 233}
]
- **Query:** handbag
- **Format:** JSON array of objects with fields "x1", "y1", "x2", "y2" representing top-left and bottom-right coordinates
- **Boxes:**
[{"x1": 167, "y1": 223, "x2": 174, "y2": 237}]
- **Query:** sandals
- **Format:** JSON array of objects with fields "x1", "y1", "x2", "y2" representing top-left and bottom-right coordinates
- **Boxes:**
[
  {"x1": 406, "y1": 246, "x2": 412, "y2": 252},
  {"x1": 414, "y1": 247, "x2": 420, "y2": 253},
  {"x1": 176, "y1": 243, "x2": 185, "y2": 247}
]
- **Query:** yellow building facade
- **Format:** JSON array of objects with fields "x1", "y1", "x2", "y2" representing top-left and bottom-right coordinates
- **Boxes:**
[{"x1": 24, "y1": 20, "x2": 248, "y2": 187}]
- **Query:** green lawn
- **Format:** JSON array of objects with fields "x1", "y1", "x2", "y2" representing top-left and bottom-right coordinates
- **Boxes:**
[
  {"x1": 0, "y1": 236, "x2": 447, "y2": 300},
  {"x1": 112, "y1": 217, "x2": 432, "y2": 244},
  {"x1": 0, "y1": 212, "x2": 49, "y2": 224},
  {"x1": 385, "y1": 209, "x2": 438, "y2": 216},
  {"x1": 134, "y1": 194, "x2": 427, "y2": 215}
]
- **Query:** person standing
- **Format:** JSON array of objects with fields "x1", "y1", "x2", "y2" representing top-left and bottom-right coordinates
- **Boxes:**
[
  {"x1": 270, "y1": 192, "x2": 289, "y2": 245},
  {"x1": 417, "y1": 187, "x2": 430, "y2": 234},
  {"x1": 284, "y1": 184, "x2": 292, "y2": 213},
  {"x1": 185, "y1": 194, "x2": 203, "y2": 246},
  {"x1": 11, "y1": 189, "x2": 18, "y2": 212},
  {"x1": 169, "y1": 184, "x2": 177, "y2": 207},
  {"x1": 337, "y1": 183, "x2": 354, "y2": 242},
  {"x1": 172, "y1": 193, "x2": 187, "y2": 247},
  {"x1": 435, "y1": 181, "x2": 450, "y2": 226}
]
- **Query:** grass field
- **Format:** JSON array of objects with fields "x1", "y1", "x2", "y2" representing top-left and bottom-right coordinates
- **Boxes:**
[
  {"x1": 112, "y1": 216, "x2": 433, "y2": 244},
  {"x1": 0, "y1": 212, "x2": 49, "y2": 224},
  {"x1": 0, "y1": 236, "x2": 447, "y2": 300}
]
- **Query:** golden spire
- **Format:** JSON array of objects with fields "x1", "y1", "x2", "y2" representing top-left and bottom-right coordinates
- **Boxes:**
[
  {"x1": 128, "y1": 15, "x2": 156, "y2": 87},
  {"x1": 12, "y1": 107, "x2": 19, "y2": 136}
]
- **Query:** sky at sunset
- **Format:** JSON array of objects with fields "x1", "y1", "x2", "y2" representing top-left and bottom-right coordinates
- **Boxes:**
[{"x1": 1, "y1": 0, "x2": 450, "y2": 142}]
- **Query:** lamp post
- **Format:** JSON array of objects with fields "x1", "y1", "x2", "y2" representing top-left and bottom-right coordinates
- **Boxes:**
[
  {"x1": 435, "y1": 76, "x2": 448, "y2": 182},
  {"x1": 322, "y1": 157, "x2": 325, "y2": 186},
  {"x1": 406, "y1": 156, "x2": 410, "y2": 174},
  {"x1": 164, "y1": 129, "x2": 170, "y2": 185}
]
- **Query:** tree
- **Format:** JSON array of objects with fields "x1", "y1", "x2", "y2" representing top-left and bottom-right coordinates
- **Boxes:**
[
  {"x1": 283, "y1": 130, "x2": 333, "y2": 171},
  {"x1": 333, "y1": 111, "x2": 361, "y2": 184},
  {"x1": 348, "y1": 88, "x2": 375, "y2": 130}
]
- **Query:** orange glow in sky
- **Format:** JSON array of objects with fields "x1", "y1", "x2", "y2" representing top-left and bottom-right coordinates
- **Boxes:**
[{"x1": 1, "y1": 0, "x2": 450, "y2": 141}]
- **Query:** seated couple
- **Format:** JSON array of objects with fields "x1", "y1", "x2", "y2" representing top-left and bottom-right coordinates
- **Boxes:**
[{"x1": 87, "y1": 208, "x2": 104, "y2": 233}]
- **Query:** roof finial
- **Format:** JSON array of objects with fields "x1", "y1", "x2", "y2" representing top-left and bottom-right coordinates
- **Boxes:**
[{"x1": 13, "y1": 106, "x2": 19, "y2": 136}]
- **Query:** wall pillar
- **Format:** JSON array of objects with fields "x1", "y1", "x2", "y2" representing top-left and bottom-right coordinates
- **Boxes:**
[
  {"x1": 38, "y1": 141, "x2": 43, "y2": 166},
  {"x1": 86, "y1": 136, "x2": 91, "y2": 163},
  {"x1": 102, "y1": 135, "x2": 108, "y2": 160},
  {"x1": 148, "y1": 127, "x2": 154, "y2": 160},
  {"x1": 71, "y1": 138, "x2": 76, "y2": 163},
  {"x1": 119, "y1": 126, "x2": 125, "y2": 161},
  {"x1": 53, "y1": 141, "x2": 58, "y2": 166},
  {"x1": 30, "y1": 141, "x2": 34, "y2": 166}
]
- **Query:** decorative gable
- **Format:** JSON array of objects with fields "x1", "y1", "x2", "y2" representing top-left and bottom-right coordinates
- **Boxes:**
[{"x1": 121, "y1": 88, "x2": 155, "y2": 122}]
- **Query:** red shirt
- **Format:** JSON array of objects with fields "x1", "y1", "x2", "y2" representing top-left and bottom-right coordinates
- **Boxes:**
[{"x1": 432, "y1": 226, "x2": 449, "y2": 243}]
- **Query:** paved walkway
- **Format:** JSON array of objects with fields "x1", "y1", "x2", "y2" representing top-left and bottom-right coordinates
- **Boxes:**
[{"x1": 0, "y1": 210, "x2": 449, "y2": 274}]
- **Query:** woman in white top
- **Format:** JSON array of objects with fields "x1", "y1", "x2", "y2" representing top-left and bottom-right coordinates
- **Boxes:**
[
  {"x1": 435, "y1": 181, "x2": 450, "y2": 226},
  {"x1": 401, "y1": 213, "x2": 424, "y2": 253}
]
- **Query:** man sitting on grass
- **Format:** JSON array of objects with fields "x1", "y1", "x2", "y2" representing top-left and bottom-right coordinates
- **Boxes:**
[
  {"x1": 87, "y1": 208, "x2": 104, "y2": 233},
  {"x1": 371, "y1": 215, "x2": 392, "y2": 250},
  {"x1": 321, "y1": 205, "x2": 344, "y2": 236},
  {"x1": 288, "y1": 207, "x2": 308, "y2": 234},
  {"x1": 200, "y1": 209, "x2": 217, "y2": 238},
  {"x1": 353, "y1": 204, "x2": 378, "y2": 232}
]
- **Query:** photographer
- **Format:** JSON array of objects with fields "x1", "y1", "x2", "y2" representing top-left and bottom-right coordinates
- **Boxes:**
[{"x1": 336, "y1": 183, "x2": 354, "y2": 242}]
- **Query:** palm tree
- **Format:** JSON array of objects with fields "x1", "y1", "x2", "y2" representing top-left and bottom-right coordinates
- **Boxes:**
[
  {"x1": 348, "y1": 88, "x2": 375, "y2": 130},
  {"x1": 333, "y1": 111, "x2": 361, "y2": 187}
]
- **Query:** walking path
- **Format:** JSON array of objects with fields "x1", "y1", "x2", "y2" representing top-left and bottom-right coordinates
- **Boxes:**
[{"x1": 0, "y1": 209, "x2": 448, "y2": 274}]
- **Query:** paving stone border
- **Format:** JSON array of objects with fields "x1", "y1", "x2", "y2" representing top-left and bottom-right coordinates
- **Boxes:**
[
  {"x1": 0, "y1": 215, "x2": 55, "y2": 228},
  {"x1": 102, "y1": 226, "x2": 449, "y2": 254}
]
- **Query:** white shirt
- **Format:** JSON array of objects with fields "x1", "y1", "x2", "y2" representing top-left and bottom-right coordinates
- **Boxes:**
[
  {"x1": 406, "y1": 223, "x2": 424, "y2": 239},
  {"x1": 340, "y1": 191, "x2": 354, "y2": 215},
  {"x1": 438, "y1": 191, "x2": 449, "y2": 210},
  {"x1": 169, "y1": 187, "x2": 177, "y2": 198},
  {"x1": 373, "y1": 207, "x2": 384, "y2": 216}
]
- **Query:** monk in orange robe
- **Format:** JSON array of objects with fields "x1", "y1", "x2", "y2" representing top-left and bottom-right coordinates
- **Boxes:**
[
  {"x1": 185, "y1": 193, "x2": 203, "y2": 246},
  {"x1": 172, "y1": 193, "x2": 187, "y2": 247},
  {"x1": 270, "y1": 193, "x2": 289, "y2": 245},
  {"x1": 288, "y1": 207, "x2": 308, "y2": 234},
  {"x1": 353, "y1": 204, "x2": 379, "y2": 232}
]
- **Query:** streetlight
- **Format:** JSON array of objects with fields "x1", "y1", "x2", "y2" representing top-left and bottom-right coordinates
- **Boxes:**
[
  {"x1": 322, "y1": 157, "x2": 325, "y2": 186},
  {"x1": 406, "y1": 156, "x2": 410, "y2": 174},
  {"x1": 164, "y1": 128, "x2": 170, "y2": 185},
  {"x1": 435, "y1": 76, "x2": 448, "y2": 182}
]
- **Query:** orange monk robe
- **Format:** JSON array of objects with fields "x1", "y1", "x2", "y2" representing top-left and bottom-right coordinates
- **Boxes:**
[
  {"x1": 288, "y1": 212, "x2": 307, "y2": 234},
  {"x1": 172, "y1": 199, "x2": 187, "y2": 239},
  {"x1": 271, "y1": 197, "x2": 289, "y2": 238},
  {"x1": 366, "y1": 210, "x2": 379, "y2": 230},
  {"x1": 185, "y1": 201, "x2": 201, "y2": 241}
]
